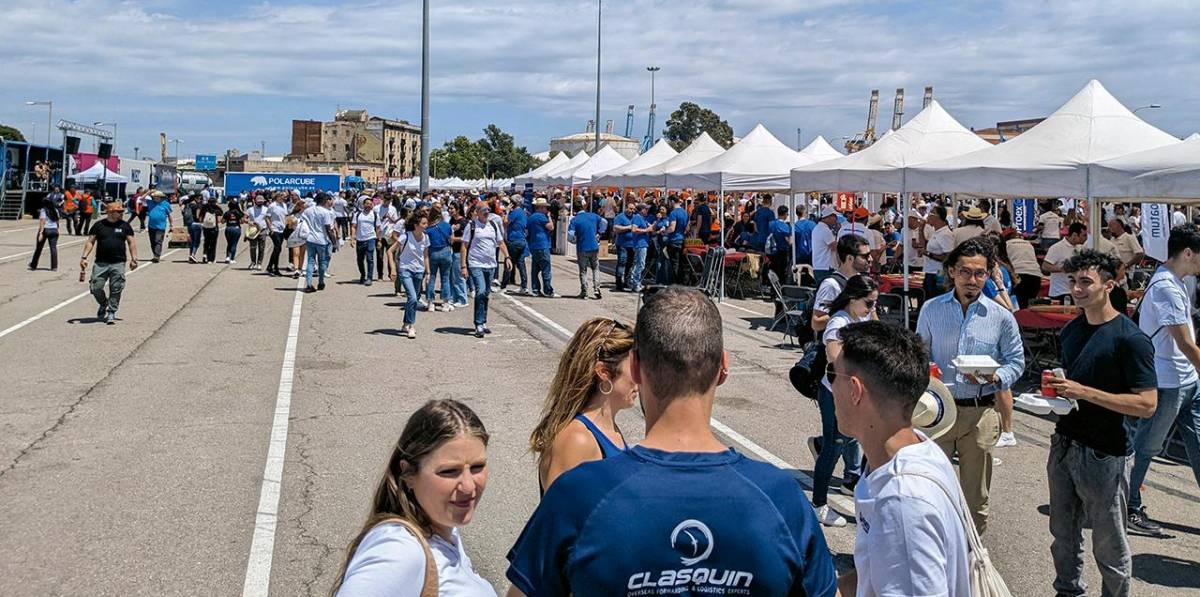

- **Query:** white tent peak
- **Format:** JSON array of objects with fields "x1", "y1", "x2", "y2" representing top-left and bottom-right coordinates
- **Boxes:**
[
  {"x1": 591, "y1": 138, "x2": 678, "y2": 186},
  {"x1": 613, "y1": 133, "x2": 727, "y2": 188},
  {"x1": 668, "y1": 123, "x2": 816, "y2": 190},
  {"x1": 907, "y1": 79, "x2": 1181, "y2": 196},
  {"x1": 1186, "y1": 133, "x2": 1200, "y2": 141},
  {"x1": 1093, "y1": 136, "x2": 1200, "y2": 199},
  {"x1": 514, "y1": 151, "x2": 569, "y2": 184},
  {"x1": 545, "y1": 145, "x2": 629, "y2": 185},
  {"x1": 73, "y1": 162, "x2": 128, "y2": 183},
  {"x1": 799, "y1": 136, "x2": 845, "y2": 162}
]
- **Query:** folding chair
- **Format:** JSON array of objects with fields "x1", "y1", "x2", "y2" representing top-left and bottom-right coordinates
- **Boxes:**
[
  {"x1": 767, "y1": 271, "x2": 807, "y2": 331},
  {"x1": 685, "y1": 253, "x2": 706, "y2": 287},
  {"x1": 875, "y1": 293, "x2": 908, "y2": 329}
]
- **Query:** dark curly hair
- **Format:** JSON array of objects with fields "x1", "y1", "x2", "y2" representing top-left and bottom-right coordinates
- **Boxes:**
[
  {"x1": 945, "y1": 236, "x2": 995, "y2": 271},
  {"x1": 1062, "y1": 249, "x2": 1120, "y2": 281}
]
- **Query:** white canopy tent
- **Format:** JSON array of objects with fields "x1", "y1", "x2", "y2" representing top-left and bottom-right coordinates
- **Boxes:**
[
  {"x1": 514, "y1": 152, "x2": 569, "y2": 185},
  {"x1": 666, "y1": 124, "x2": 817, "y2": 191},
  {"x1": 906, "y1": 80, "x2": 1180, "y2": 197},
  {"x1": 798, "y1": 136, "x2": 845, "y2": 163},
  {"x1": 791, "y1": 100, "x2": 990, "y2": 192},
  {"x1": 543, "y1": 145, "x2": 628, "y2": 186},
  {"x1": 73, "y1": 162, "x2": 129, "y2": 183},
  {"x1": 1092, "y1": 137, "x2": 1200, "y2": 199},
  {"x1": 532, "y1": 150, "x2": 589, "y2": 188},
  {"x1": 591, "y1": 139, "x2": 678, "y2": 187},
  {"x1": 617, "y1": 132, "x2": 726, "y2": 189}
]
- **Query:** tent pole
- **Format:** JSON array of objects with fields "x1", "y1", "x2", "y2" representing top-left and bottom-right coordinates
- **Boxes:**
[
  {"x1": 718, "y1": 183, "x2": 725, "y2": 302},
  {"x1": 789, "y1": 190, "x2": 796, "y2": 280},
  {"x1": 1087, "y1": 165, "x2": 1098, "y2": 249},
  {"x1": 901, "y1": 172, "x2": 910, "y2": 324}
]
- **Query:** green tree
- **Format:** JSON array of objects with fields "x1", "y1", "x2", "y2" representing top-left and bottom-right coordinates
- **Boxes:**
[
  {"x1": 663, "y1": 102, "x2": 734, "y2": 151},
  {"x1": 428, "y1": 125, "x2": 538, "y2": 179},
  {"x1": 0, "y1": 124, "x2": 27, "y2": 142}
]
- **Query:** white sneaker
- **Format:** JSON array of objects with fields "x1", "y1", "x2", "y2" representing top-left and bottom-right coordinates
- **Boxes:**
[
  {"x1": 405, "y1": 326, "x2": 416, "y2": 339},
  {"x1": 417, "y1": 300, "x2": 430, "y2": 311},
  {"x1": 813, "y1": 504, "x2": 847, "y2": 528},
  {"x1": 995, "y1": 432, "x2": 1017, "y2": 448},
  {"x1": 443, "y1": 303, "x2": 455, "y2": 312}
]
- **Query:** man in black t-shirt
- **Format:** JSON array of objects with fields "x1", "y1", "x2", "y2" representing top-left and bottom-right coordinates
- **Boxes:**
[
  {"x1": 1044, "y1": 250, "x2": 1156, "y2": 597},
  {"x1": 690, "y1": 195, "x2": 714, "y2": 244},
  {"x1": 80, "y1": 202, "x2": 139, "y2": 325}
]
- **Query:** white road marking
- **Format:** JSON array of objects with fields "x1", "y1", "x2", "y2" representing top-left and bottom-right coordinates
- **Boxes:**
[
  {"x1": 720, "y1": 301, "x2": 770, "y2": 317},
  {"x1": 0, "y1": 238, "x2": 87, "y2": 262},
  {"x1": 241, "y1": 275, "x2": 305, "y2": 597},
  {"x1": 0, "y1": 225, "x2": 38, "y2": 234},
  {"x1": 500, "y1": 293, "x2": 856, "y2": 515},
  {"x1": 0, "y1": 249, "x2": 181, "y2": 340}
]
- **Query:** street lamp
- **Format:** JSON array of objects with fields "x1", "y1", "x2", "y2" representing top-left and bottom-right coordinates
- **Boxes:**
[
  {"x1": 1132, "y1": 104, "x2": 1162, "y2": 114},
  {"x1": 94, "y1": 122, "x2": 117, "y2": 155},
  {"x1": 796, "y1": 127, "x2": 802, "y2": 150},
  {"x1": 418, "y1": 0, "x2": 430, "y2": 195},
  {"x1": 134, "y1": 147, "x2": 140, "y2": 160},
  {"x1": 646, "y1": 66, "x2": 660, "y2": 145},
  {"x1": 594, "y1": 0, "x2": 602, "y2": 153},
  {"x1": 170, "y1": 138, "x2": 184, "y2": 162},
  {"x1": 25, "y1": 100, "x2": 52, "y2": 145}
]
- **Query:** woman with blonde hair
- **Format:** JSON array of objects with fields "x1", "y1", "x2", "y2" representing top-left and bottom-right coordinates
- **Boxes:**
[
  {"x1": 285, "y1": 201, "x2": 308, "y2": 278},
  {"x1": 529, "y1": 317, "x2": 637, "y2": 494},
  {"x1": 332, "y1": 399, "x2": 494, "y2": 597}
]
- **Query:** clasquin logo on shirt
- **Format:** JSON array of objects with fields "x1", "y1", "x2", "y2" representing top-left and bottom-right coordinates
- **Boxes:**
[{"x1": 624, "y1": 519, "x2": 754, "y2": 594}]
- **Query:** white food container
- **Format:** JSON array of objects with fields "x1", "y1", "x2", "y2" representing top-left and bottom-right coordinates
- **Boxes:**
[
  {"x1": 951, "y1": 355, "x2": 1001, "y2": 377},
  {"x1": 1015, "y1": 393, "x2": 1077, "y2": 416}
]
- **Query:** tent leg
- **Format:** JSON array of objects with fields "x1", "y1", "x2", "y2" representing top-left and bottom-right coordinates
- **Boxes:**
[
  {"x1": 901, "y1": 175, "x2": 910, "y2": 324},
  {"x1": 718, "y1": 185, "x2": 725, "y2": 303},
  {"x1": 1087, "y1": 166, "x2": 1099, "y2": 250}
]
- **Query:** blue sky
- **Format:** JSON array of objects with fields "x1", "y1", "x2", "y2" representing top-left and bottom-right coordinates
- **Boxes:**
[{"x1": 1, "y1": 0, "x2": 1197, "y2": 161}]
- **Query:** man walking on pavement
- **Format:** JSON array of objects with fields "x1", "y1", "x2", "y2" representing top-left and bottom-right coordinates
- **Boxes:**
[
  {"x1": 143, "y1": 190, "x2": 173, "y2": 263},
  {"x1": 79, "y1": 201, "x2": 138, "y2": 325},
  {"x1": 612, "y1": 200, "x2": 638, "y2": 292},
  {"x1": 303, "y1": 192, "x2": 338, "y2": 293},
  {"x1": 265, "y1": 192, "x2": 289, "y2": 276},
  {"x1": 527, "y1": 197, "x2": 557, "y2": 298},
  {"x1": 916, "y1": 237, "x2": 1025, "y2": 535},
  {"x1": 569, "y1": 198, "x2": 605, "y2": 300},
  {"x1": 1045, "y1": 249, "x2": 1157, "y2": 597},
  {"x1": 504, "y1": 196, "x2": 531, "y2": 295}
]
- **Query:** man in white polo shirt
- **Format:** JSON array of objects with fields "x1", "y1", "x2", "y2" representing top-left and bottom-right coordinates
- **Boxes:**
[
  {"x1": 811, "y1": 206, "x2": 839, "y2": 286},
  {"x1": 920, "y1": 205, "x2": 954, "y2": 298}
]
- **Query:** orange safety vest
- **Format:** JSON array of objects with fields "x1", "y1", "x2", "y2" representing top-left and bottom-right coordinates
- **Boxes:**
[
  {"x1": 81, "y1": 193, "x2": 95, "y2": 214},
  {"x1": 63, "y1": 191, "x2": 78, "y2": 212}
]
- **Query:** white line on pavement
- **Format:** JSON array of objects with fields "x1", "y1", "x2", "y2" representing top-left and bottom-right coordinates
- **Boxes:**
[
  {"x1": 0, "y1": 249, "x2": 181, "y2": 340},
  {"x1": 499, "y1": 293, "x2": 856, "y2": 515},
  {"x1": 0, "y1": 238, "x2": 87, "y2": 262},
  {"x1": 720, "y1": 301, "x2": 770, "y2": 317},
  {"x1": 242, "y1": 276, "x2": 305, "y2": 597},
  {"x1": 0, "y1": 225, "x2": 38, "y2": 234}
]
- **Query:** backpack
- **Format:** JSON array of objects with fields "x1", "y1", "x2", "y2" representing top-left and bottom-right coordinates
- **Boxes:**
[
  {"x1": 1131, "y1": 277, "x2": 1170, "y2": 338},
  {"x1": 202, "y1": 210, "x2": 218, "y2": 228},
  {"x1": 789, "y1": 341, "x2": 827, "y2": 399},
  {"x1": 795, "y1": 272, "x2": 848, "y2": 344}
]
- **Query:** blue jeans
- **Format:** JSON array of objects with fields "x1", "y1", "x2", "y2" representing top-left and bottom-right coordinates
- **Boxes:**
[
  {"x1": 398, "y1": 270, "x2": 424, "y2": 324},
  {"x1": 530, "y1": 248, "x2": 554, "y2": 295},
  {"x1": 451, "y1": 252, "x2": 468, "y2": 303},
  {"x1": 426, "y1": 246, "x2": 454, "y2": 302},
  {"x1": 812, "y1": 384, "x2": 862, "y2": 507},
  {"x1": 305, "y1": 242, "x2": 330, "y2": 288},
  {"x1": 630, "y1": 246, "x2": 647, "y2": 291},
  {"x1": 469, "y1": 267, "x2": 495, "y2": 326},
  {"x1": 1129, "y1": 383, "x2": 1200, "y2": 510},
  {"x1": 189, "y1": 223, "x2": 203, "y2": 256},
  {"x1": 225, "y1": 225, "x2": 241, "y2": 261},
  {"x1": 615, "y1": 245, "x2": 630, "y2": 289},
  {"x1": 356, "y1": 239, "x2": 376, "y2": 281}
]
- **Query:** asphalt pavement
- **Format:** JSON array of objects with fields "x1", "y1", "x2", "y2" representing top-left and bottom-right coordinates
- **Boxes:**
[{"x1": 0, "y1": 217, "x2": 1197, "y2": 596}]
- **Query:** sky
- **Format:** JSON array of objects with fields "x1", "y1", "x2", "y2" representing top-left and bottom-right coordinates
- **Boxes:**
[{"x1": 1, "y1": 0, "x2": 1197, "y2": 161}]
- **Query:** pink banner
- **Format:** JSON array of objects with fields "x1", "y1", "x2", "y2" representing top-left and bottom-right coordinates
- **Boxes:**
[{"x1": 73, "y1": 152, "x2": 120, "y2": 174}]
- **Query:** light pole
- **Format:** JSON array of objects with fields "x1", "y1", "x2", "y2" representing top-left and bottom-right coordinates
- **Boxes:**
[
  {"x1": 31, "y1": 122, "x2": 36, "y2": 144},
  {"x1": 647, "y1": 66, "x2": 660, "y2": 144},
  {"x1": 170, "y1": 138, "x2": 184, "y2": 162},
  {"x1": 94, "y1": 122, "x2": 117, "y2": 156},
  {"x1": 419, "y1": 0, "x2": 431, "y2": 195},
  {"x1": 134, "y1": 147, "x2": 140, "y2": 160},
  {"x1": 796, "y1": 127, "x2": 802, "y2": 150},
  {"x1": 1132, "y1": 103, "x2": 1162, "y2": 115},
  {"x1": 25, "y1": 100, "x2": 52, "y2": 145},
  {"x1": 594, "y1": 0, "x2": 602, "y2": 153}
]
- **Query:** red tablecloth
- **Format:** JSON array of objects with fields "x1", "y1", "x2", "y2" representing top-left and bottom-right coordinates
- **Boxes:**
[
  {"x1": 1015, "y1": 309, "x2": 1077, "y2": 329},
  {"x1": 1037, "y1": 278, "x2": 1051, "y2": 297},
  {"x1": 877, "y1": 274, "x2": 926, "y2": 293},
  {"x1": 686, "y1": 246, "x2": 748, "y2": 267}
]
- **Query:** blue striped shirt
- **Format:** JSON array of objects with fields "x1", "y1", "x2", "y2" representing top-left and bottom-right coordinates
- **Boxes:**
[{"x1": 916, "y1": 292, "x2": 1025, "y2": 399}]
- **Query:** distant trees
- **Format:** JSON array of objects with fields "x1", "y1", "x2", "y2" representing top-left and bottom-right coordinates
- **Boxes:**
[
  {"x1": 663, "y1": 102, "x2": 734, "y2": 150},
  {"x1": 0, "y1": 124, "x2": 27, "y2": 142},
  {"x1": 428, "y1": 124, "x2": 538, "y2": 179}
]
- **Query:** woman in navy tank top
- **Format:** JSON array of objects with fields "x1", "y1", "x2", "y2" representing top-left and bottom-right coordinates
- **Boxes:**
[{"x1": 529, "y1": 317, "x2": 637, "y2": 495}]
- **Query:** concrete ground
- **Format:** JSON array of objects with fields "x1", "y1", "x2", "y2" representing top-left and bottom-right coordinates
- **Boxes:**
[{"x1": 0, "y1": 216, "x2": 1197, "y2": 596}]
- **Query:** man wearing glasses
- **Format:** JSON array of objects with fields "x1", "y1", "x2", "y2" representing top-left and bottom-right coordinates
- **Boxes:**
[
  {"x1": 811, "y1": 234, "x2": 872, "y2": 334},
  {"x1": 916, "y1": 237, "x2": 1025, "y2": 536}
]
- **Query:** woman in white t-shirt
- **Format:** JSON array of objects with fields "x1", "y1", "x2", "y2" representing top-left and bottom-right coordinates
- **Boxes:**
[
  {"x1": 354, "y1": 199, "x2": 380, "y2": 285},
  {"x1": 332, "y1": 192, "x2": 350, "y2": 239},
  {"x1": 388, "y1": 211, "x2": 431, "y2": 339},
  {"x1": 28, "y1": 199, "x2": 61, "y2": 271},
  {"x1": 332, "y1": 399, "x2": 495, "y2": 597},
  {"x1": 812, "y1": 274, "x2": 878, "y2": 528}
]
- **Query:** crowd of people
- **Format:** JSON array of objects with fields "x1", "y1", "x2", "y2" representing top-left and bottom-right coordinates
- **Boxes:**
[{"x1": 18, "y1": 179, "x2": 1200, "y2": 596}]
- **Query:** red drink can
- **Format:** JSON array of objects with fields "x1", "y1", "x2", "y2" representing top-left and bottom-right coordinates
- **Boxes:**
[
  {"x1": 929, "y1": 362, "x2": 942, "y2": 380},
  {"x1": 1042, "y1": 370, "x2": 1057, "y2": 397}
]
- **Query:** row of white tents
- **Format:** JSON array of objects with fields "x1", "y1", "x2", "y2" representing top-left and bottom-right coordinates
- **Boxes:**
[{"x1": 388, "y1": 176, "x2": 515, "y2": 192}]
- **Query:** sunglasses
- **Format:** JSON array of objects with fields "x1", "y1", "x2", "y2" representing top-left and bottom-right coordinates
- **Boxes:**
[
  {"x1": 825, "y1": 363, "x2": 840, "y2": 384},
  {"x1": 596, "y1": 319, "x2": 629, "y2": 361},
  {"x1": 863, "y1": 299, "x2": 877, "y2": 310}
]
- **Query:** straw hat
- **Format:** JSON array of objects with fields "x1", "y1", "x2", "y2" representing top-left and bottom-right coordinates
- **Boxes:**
[
  {"x1": 913, "y1": 377, "x2": 957, "y2": 441},
  {"x1": 962, "y1": 206, "x2": 988, "y2": 221},
  {"x1": 151, "y1": 190, "x2": 166, "y2": 199},
  {"x1": 532, "y1": 197, "x2": 549, "y2": 207}
]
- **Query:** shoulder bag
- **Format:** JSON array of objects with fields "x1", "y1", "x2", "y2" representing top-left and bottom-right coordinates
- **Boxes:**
[
  {"x1": 898, "y1": 471, "x2": 1013, "y2": 597},
  {"x1": 390, "y1": 519, "x2": 439, "y2": 597}
]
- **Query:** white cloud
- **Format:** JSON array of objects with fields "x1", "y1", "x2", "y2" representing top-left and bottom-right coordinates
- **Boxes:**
[{"x1": 0, "y1": 0, "x2": 1196, "y2": 155}]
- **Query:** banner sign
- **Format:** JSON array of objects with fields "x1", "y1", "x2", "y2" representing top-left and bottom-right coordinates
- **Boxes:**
[
  {"x1": 153, "y1": 164, "x2": 178, "y2": 194},
  {"x1": 1142, "y1": 202, "x2": 1169, "y2": 262},
  {"x1": 225, "y1": 172, "x2": 341, "y2": 197},
  {"x1": 195, "y1": 154, "x2": 217, "y2": 171},
  {"x1": 1013, "y1": 199, "x2": 1036, "y2": 234},
  {"x1": 835, "y1": 192, "x2": 855, "y2": 212}
]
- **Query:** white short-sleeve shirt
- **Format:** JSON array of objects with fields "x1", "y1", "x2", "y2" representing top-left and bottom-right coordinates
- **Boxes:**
[
  {"x1": 1139, "y1": 268, "x2": 1199, "y2": 388},
  {"x1": 854, "y1": 433, "x2": 970, "y2": 597},
  {"x1": 335, "y1": 524, "x2": 496, "y2": 597},
  {"x1": 394, "y1": 230, "x2": 430, "y2": 273},
  {"x1": 811, "y1": 222, "x2": 836, "y2": 270},
  {"x1": 1043, "y1": 239, "x2": 1077, "y2": 297},
  {"x1": 922, "y1": 227, "x2": 955, "y2": 275},
  {"x1": 1038, "y1": 211, "x2": 1063, "y2": 239}
]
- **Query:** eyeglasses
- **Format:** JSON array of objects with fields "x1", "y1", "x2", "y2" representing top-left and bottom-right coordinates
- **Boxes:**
[
  {"x1": 954, "y1": 268, "x2": 991, "y2": 280},
  {"x1": 825, "y1": 363, "x2": 840, "y2": 384},
  {"x1": 856, "y1": 251, "x2": 871, "y2": 258},
  {"x1": 863, "y1": 299, "x2": 876, "y2": 310},
  {"x1": 596, "y1": 319, "x2": 629, "y2": 360}
]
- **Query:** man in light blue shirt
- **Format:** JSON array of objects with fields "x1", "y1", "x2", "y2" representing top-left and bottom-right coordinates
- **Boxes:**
[{"x1": 916, "y1": 237, "x2": 1024, "y2": 536}]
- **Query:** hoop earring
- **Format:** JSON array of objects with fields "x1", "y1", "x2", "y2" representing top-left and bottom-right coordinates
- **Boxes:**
[{"x1": 599, "y1": 380, "x2": 614, "y2": 395}]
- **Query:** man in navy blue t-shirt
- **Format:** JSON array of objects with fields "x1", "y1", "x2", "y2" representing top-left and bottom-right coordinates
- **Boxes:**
[
  {"x1": 505, "y1": 200, "x2": 531, "y2": 294},
  {"x1": 752, "y1": 194, "x2": 777, "y2": 251},
  {"x1": 527, "y1": 198, "x2": 557, "y2": 297},
  {"x1": 664, "y1": 195, "x2": 690, "y2": 284},
  {"x1": 569, "y1": 200, "x2": 606, "y2": 299},
  {"x1": 506, "y1": 287, "x2": 837, "y2": 597}
]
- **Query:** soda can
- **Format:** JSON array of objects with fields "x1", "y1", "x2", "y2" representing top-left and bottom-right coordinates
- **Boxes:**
[{"x1": 1041, "y1": 370, "x2": 1057, "y2": 397}]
